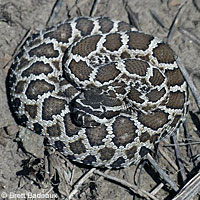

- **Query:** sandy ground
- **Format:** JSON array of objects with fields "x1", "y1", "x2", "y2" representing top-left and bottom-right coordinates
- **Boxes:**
[{"x1": 0, "y1": 0, "x2": 200, "y2": 199}]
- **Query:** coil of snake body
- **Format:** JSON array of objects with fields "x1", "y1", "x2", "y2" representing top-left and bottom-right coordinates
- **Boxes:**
[{"x1": 8, "y1": 16, "x2": 189, "y2": 168}]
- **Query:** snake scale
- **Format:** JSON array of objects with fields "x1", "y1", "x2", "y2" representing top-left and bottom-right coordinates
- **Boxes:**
[{"x1": 8, "y1": 17, "x2": 189, "y2": 168}]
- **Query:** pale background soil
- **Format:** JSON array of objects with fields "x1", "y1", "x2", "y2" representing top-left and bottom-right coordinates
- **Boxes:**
[{"x1": 0, "y1": 0, "x2": 200, "y2": 199}]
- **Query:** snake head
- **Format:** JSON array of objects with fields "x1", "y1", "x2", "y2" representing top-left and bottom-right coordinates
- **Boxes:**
[{"x1": 70, "y1": 88, "x2": 122, "y2": 128}]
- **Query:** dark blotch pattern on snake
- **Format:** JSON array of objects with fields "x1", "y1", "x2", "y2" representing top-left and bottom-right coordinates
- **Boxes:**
[{"x1": 7, "y1": 17, "x2": 189, "y2": 168}]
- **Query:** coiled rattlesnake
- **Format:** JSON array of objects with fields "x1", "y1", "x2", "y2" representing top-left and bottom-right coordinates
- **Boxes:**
[{"x1": 8, "y1": 17, "x2": 189, "y2": 168}]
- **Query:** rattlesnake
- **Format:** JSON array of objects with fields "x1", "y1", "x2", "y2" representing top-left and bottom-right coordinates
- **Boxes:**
[{"x1": 8, "y1": 16, "x2": 189, "y2": 168}]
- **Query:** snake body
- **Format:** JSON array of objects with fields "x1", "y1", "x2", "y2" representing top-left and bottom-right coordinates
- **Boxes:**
[{"x1": 8, "y1": 17, "x2": 189, "y2": 168}]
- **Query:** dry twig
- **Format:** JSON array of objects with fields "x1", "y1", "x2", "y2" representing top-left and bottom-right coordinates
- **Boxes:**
[
  {"x1": 146, "y1": 154, "x2": 179, "y2": 192},
  {"x1": 173, "y1": 172, "x2": 200, "y2": 200},
  {"x1": 46, "y1": 0, "x2": 63, "y2": 27},
  {"x1": 94, "y1": 169, "x2": 159, "y2": 200},
  {"x1": 172, "y1": 134, "x2": 187, "y2": 183},
  {"x1": 167, "y1": 1, "x2": 187, "y2": 43},
  {"x1": 89, "y1": 0, "x2": 98, "y2": 16},
  {"x1": 159, "y1": 145, "x2": 178, "y2": 171},
  {"x1": 149, "y1": 9, "x2": 167, "y2": 30},
  {"x1": 123, "y1": 0, "x2": 141, "y2": 30},
  {"x1": 178, "y1": 27, "x2": 200, "y2": 47},
  {"x1": 69, "y1": 168, "x2": 96, "y2": 199},
  {"x1": 176, "y1": 57, "x2": 200, "y2": 111},
  {"x1": 3, "y1": 29, "x2": 32, "y2": 69}
]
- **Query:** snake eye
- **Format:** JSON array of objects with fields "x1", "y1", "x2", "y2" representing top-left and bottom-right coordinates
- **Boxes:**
[
  {"x1": 71, "y1": 111, "x2": 100, "y2": 128},
  {"x1": 71, "y1": 111, "x2": 83, "y2": 126}
]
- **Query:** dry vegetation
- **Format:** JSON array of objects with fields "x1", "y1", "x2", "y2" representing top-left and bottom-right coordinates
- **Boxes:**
[{"x1": 0, "y1": 0, "x2": 200, "y2": 199}]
